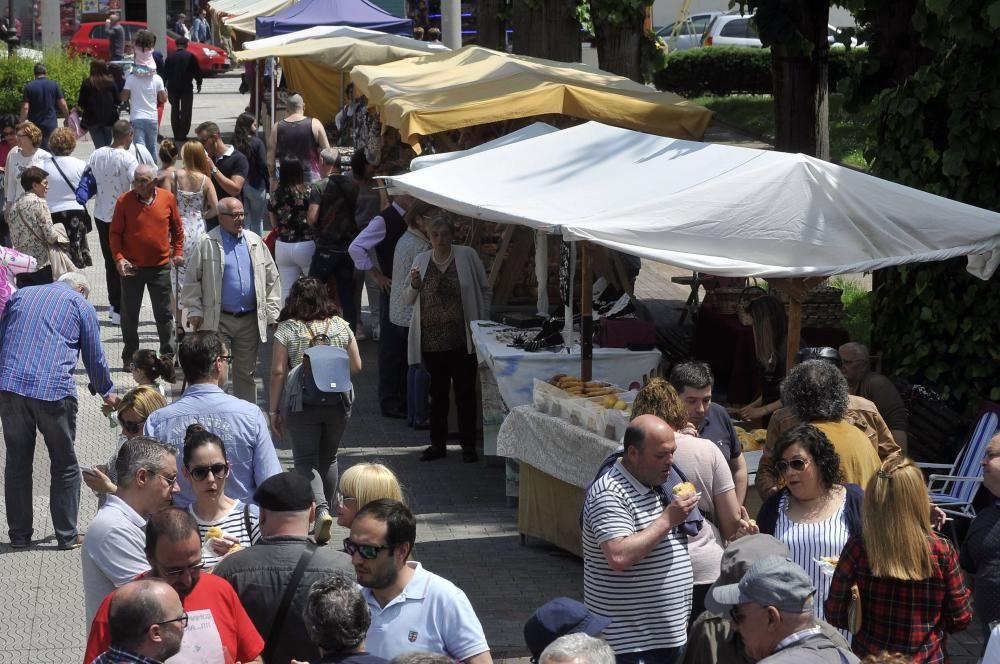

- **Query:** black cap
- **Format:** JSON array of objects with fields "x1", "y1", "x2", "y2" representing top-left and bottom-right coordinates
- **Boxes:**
[
  {"x1": 254, "y1": 472, "x2": 313, "y2": 511},
  {"x1": 524, "y1": 597, "x2": 612, "y2": 662}
]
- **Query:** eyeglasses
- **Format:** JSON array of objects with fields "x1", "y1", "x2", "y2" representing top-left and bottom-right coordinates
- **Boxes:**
[
  {"x1": 335, "y1": 493, "x2": 358, "y2": 506},
  {"x1": 774, "y1": 458, "x2": 810, "y2": 474},
  {"x1": 189, "y1": 462, "x2": 229, "y2": 481},
  {"x1": 729, "y1": 607, "x2": 746, "y2": 625},
  {"x1": 343, "y1": 537, "x2": 393, "y2": 560},
  {"x1": 220, "y1": 211, "x2": 246, "y2": 219},
  {"x1": 118, "y1": 415, "x2": 144, "y2": 434},
  {"x1": 156, "y1": 561, "x2": 205, "y2": 578},
  {"x1": 154, "y1": 612, "x2": 189, "y2": 629},
  {"x1": 157, "y1": 471, "x2": 179, "y2": 487},
  {"x1": 216, "y1": 354, "x2": 233, "y2": 364}
]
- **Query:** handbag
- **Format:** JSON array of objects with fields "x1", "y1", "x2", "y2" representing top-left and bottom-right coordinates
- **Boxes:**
[
  {"x1": 67, "y1": 109, "x2": 87, "y2": 138},
  {"x1": 75, "y1": 167, "x2": 98, "y2": 206},
  {"x1": 26, "y1": 218, "x2": 78, "y2": 279},
  {"x1": 263, "y1": 229, "x2": 278, "y2": 257},
  {"x1": 735, "y1": 283, "x2": 768, "y2": 326}
]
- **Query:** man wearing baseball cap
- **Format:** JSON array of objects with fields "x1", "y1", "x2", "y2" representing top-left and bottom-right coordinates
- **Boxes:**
[
  {"x1": 213, "y1": 472, "x2": 354, "y2": 664},
  {"x1": 524, "y1": 597, "x2": 612, "y2": 663},
  {"x1": 704, "y1": 553, "x2": 858, "y2": 664}
]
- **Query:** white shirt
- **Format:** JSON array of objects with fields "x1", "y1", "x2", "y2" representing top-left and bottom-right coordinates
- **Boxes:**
[
  {"x1": 87, "y1": 144, "x2": 154, "y2": 222},
  {"x1": 80, "y1": 495, "x2": 150, "y2": 627},
  {"x1": 362, "y1": 561, "x2": 490, "y2": 661},
  {"x1": 124, "y1": 73, "x2": 165, "y2": 122},
  {"x1": 4, "y1": 147, "x2": 51, "y2": 209},
  {"x1": 42, "y1": 155, "x2": 86, "y2": 213}
]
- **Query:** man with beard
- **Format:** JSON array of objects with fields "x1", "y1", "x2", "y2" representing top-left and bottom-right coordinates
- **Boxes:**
[
  {"x1": 90, "y1": 579, "x2": 186, "y2": 663},
  {"x1": 348, "y1": 500, "x2": 492, "y2": 663},
  {"x1": 85, "y1": 508, "x2": 264, "y2": 663}
]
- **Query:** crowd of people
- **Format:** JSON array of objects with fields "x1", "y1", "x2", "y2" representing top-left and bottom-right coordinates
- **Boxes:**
[{"x1": 0, "y1": 23, "x2": 997, "y2": 664}]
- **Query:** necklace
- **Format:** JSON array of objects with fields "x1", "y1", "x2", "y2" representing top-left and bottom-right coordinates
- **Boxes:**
[{"x1": 432, "y1": 246, "x2": 454, "y2": 269}]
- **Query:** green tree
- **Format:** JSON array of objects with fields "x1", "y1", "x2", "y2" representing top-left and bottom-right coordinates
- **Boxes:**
[
  {"x1": 587, "y1": 0, "x2": 649, "y2": 80},
  {"x1": 510, "y1": 0, "x2": 582, "y2": 62},
  {"x1": 476, "y1": 0, "x2": 507, "y2": 50}
]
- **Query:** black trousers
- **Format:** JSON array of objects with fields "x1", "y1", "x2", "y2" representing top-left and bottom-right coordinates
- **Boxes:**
[
  {"x1": 14, "y1": 264, "x2": 53, "y2": 288},
  {"x1": 309, "y1": 249, "x2": 357, "y2": 332},
  {"x1": 120, "y1": 265, "x2": 174, "y2": 363},
  {"x1": 96, "y1": 221, "x2": 120, "y2": 313},
  {"x1": 168, "y1": 89, "x2": 195, "y2": 141},
  {"x1": 377, "y1": 290, "x2": 407, "y2": 412},
  {"x1": 422, "y1": 346, "x2": 478, "y2": 452}
]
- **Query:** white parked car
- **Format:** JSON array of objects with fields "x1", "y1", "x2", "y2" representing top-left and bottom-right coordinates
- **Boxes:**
[
  {"x1": 702, "y1": 12, "x2": 861, "y2": 49},
  {"x1": 655, "y1": 11, "x2": 722, "y2": 51}
]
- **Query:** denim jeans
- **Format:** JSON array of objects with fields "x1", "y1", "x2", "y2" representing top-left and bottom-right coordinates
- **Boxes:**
[
  {"x1": 407, "y1": 363, "x2": 430, "y2": 425},
  {"x1": 242, "y1": 183, "x2": 266, "y2": 236},
  {"x1": 89, "y1": 125, "x2": 114, "y2": 150},
  {"x1": 131, "y1": 117, "x2": 158, "y2": 152},
  {"x1": 0, "y1": 392, "x2": 80, "y2": 546}
]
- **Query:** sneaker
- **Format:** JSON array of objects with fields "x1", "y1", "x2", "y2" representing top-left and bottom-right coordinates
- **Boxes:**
[
  {"x1": 58, "y1": 534, "x2": 84, "y2": 550},
  {"x1": 110, "y1": 311, "x2": 120, "y2": 325},
  {"x1": 372, "y1": 323, "x2": 380, "y2": 341},
  {"x1": 10, "y1": 539, "x2": 30, "y2": 548},
  {"x1": 313, "y1": 510, "x2": 334, "y2": 545}
]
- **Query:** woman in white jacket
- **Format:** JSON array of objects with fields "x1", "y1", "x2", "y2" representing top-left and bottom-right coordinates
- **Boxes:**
[{"x1": 404, "y1": 213, "x2": 491, "y2": 463}]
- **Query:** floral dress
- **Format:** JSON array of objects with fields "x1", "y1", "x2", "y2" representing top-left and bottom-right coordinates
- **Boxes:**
[
  {"x1": 268, "y1": 184, "x2": 312, "y2": 242},
  {"x1": 171, "y1": 173, "x2": 208, "y2": 299}
]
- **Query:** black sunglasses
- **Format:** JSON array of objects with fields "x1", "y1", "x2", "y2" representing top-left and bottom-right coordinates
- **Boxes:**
[
  {"x1": 189, "y1": 462, "x2": 229, "y2": 482},
  {"x1": 774, "y1": 458, "x2": 810, "y2": 474},
  {"x1": 729, "y1": 607, "x2": 746, "y2": 625},
  {"x1": 216, "y1": 354, "x2": 233, "y2": 364},
  {"x1": 118, "y1": 415, "x2": 144, "y2": 434},
  {"x1": 343, "y1": 537, "x2": 393, "y2": 560}
]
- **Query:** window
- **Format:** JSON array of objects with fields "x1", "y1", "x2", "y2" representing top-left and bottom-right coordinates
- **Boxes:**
[
  {"x1": 89, "y1": 25, "x2": 108, "y2": 39},
  {"x1": 719, "y1": 18, "x2": 749, "y2": 38},
  {"x1": 691, "y1": 15, "x2": 714, "y2": 33}
]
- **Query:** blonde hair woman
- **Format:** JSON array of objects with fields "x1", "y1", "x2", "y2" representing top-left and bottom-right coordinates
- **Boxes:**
[
  {"x1": 335, "y1": 462, "x2": 404, "y2": 528},
  {"x1": 825, "y1": 458, "x2": 973, "y2": 661}
]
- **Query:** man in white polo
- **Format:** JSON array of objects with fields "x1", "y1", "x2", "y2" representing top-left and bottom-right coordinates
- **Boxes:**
[
  {"x1": 81, "y1": 437, "x2": 180, "y2": 626},
  {"x1": 348, "y1": 499, "x2": 492, "y2": 664}
]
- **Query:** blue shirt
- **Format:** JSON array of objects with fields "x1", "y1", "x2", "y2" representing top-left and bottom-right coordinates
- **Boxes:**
[
  {"x1": 143, "y1": 383, "x2": 281, "y2": 507},
  {"x1": 220, "y1": 229, "x2": 256, "y2": 314},
  {"x1": 697, "y1": 401, "x2": 742, "y2": 460},
  {"x1": 0, "y1": 282, "x2": 113, "y2": 401},
  {"x1": 22, "y1": 77, "x2": 64, "y2": 129}
]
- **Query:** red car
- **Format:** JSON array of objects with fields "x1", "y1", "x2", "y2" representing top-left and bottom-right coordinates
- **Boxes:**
[{"x1": 68, "y1": 21, "x2": 230, "y2": 76}]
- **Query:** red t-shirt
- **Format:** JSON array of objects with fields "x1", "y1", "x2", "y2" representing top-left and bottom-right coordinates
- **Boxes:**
[{"x1": 83, "y1": 572, "x2": 264, "y2": 664}]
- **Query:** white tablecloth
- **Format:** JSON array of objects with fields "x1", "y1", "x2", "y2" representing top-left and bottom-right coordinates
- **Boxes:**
[
  {"x1": 470, "y1": 320, "x2": 662, "y2": 411},
  {"x1": 497, "y1": 405, "x2": 619, "y2": 488}
]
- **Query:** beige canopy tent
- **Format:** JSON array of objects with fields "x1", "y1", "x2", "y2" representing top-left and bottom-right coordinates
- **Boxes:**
[
  {"x1": 233, "y1": 26, "x2": 448, "y2": 125},
  {"x1": 221, "y1": 0, "x2": 297, "y2": 34},
  {"x1": 350, "y1": 45, "x2": 714, "y2": 150}
]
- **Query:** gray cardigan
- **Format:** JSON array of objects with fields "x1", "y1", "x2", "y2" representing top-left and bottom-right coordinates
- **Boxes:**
[{"x1": 403, "y1": 244, "x2": 491, "y2": 365}]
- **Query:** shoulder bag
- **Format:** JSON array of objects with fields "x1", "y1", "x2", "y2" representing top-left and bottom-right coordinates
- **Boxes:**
[{"x1": 261, "y1": 541, "x2": 317, "y2": 663}]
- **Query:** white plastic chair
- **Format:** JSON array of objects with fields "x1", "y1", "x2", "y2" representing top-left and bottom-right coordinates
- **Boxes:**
[{"x1": 918, "y1": 404, "x2": 1000, "y2": 520}]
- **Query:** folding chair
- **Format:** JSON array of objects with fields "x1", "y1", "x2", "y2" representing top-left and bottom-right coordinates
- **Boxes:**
[{"x1": 918, "y1": 401, "x2": 1000, "y2": 521}]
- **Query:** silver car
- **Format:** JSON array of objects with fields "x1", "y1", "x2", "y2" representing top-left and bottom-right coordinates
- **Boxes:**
[{"x1": 655, "y1": 11, "x2": 722, "y2": 51}]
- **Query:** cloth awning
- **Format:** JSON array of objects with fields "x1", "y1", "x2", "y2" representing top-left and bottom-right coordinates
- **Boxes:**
[
  {"x1": 255, "y1": 0, "x2": 411, "y2": 38},
  {"x1": 222, "y1": 0, "x2": 297, "y2": 34},
  {"x1": 350, "y1": 45, "x2": 714, "y2": 147},
  {"x1": 386, "y1": 122, "x2": 1000, "y2": 280},
  {"x1": 234, "y1": 26, "x2": 447, "y2": 65},
  {"x1": 409, "y1": 122, "x2": 559, "y2": 170}
]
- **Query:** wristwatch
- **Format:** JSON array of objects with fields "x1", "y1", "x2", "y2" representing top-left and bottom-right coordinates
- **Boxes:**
[{"x1": 211, "y1": 166, "x2": 219, "y2": 176}]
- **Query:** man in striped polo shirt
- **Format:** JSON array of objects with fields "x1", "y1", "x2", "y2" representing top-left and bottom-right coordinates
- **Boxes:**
[{"x1": 582, "y1": 415, "x2": 700, "y2": 664}]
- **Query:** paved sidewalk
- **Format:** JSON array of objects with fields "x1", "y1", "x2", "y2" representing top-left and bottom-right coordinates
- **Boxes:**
[{"x1": 0, "y1": 71, "x2": 985, "y2": 663}]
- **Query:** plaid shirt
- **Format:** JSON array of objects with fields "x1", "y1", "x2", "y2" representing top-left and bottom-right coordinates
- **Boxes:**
[
  {"x1": 90, "y1": 646, "x2": 163, "y2": 664},
  {"x1": 824, "y1": 534, "x2": 972, "y2": 663}
]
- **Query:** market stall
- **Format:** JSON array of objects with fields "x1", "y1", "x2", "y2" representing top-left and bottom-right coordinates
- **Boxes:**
[
  {"x1": 255, "y1": 0, "x2": 412, "y2": 39},
  {"x1": 386, "y1": 120, "x2": 1000, "y2": 551}
]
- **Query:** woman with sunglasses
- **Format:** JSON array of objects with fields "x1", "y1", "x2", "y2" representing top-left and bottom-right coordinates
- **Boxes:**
[
  {"x1": 335, "y1": 462, "x2": 405, "y2": 528},
  {"x1": 84, "y1": 386, "x2": 168, "y2": 499},
  {"x1": 182, "y1": 423, "x2": 260, "y2": 569},
  {"x1": 756, "y1": 424, "x2": 863, "y2": 631}
]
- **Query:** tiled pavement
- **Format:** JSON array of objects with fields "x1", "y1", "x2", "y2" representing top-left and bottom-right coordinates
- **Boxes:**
[{"x1": 0, "y1": 71, "x2": 985, "y2": 663}]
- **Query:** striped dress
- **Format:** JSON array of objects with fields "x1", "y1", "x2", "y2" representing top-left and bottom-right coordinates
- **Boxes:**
[
  {"x1": 582, "y1": 460, "x2": 694, "y2": 654},
  {"x1": 189, "y1": 500, "x2": 261, "y2": 569},
  {"x1": 775, "y1": 491, "x2": 851, "y2": 632}
]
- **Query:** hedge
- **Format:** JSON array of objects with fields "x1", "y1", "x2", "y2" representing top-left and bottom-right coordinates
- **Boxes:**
[
  {"x1": 654, "y1": 46, "x2": 868, "y2": 97},
  {"x1": 0, "y1": 49, "x2": 90, "y2": 117}
]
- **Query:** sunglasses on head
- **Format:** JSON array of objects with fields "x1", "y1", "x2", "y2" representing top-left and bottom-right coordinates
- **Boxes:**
[
  {"x1": 189, "y1": 462, "x2": 229, "y2": 481},
  {"x1": 774, "y1": 458, "x2": 810, "y2": 474},
  {"x1": 343, "y1": 537, "x2": 393, "y2": 560},
  {"x1": 118, "y1": 416, "x2": 143, "y2": 434}
]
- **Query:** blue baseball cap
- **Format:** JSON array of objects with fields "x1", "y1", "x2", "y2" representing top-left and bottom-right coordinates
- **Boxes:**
[{"x1": 524, "y1": 597, "x2": 612, "y2": 661}]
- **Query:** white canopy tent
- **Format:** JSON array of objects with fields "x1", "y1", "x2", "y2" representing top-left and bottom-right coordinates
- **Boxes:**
[
  {"x1": 387, "y1": 122, "x2": 1000, "y2": 280},
  {"x1": 410, "y1": 122, "x2": 559, "y2": 170},
  {"x1": 387, "y1": 121, "x2": 1000, "y2": 374}
]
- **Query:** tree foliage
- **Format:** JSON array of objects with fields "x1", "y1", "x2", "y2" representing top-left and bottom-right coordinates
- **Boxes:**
[
  {"x1": 852, "y1": 0, "x2": 1000, "y2": 409},
  {"x1": 587, "y1": 0, "x2": 662, "y2": 81}
]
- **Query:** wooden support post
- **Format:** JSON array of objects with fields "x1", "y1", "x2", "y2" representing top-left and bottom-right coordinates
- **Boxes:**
[
  {"x1": 786, "y1": 298, "x2": 802, "y2": 375},
  {"x1": 581, "y1": 242, "x2": 593, "y2": 382},
  {"x1": 488, "y1": 226, "x2": 515, "y2": 289}
]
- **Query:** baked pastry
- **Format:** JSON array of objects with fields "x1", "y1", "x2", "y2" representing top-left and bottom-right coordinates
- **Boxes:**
[{"x1": 672, "y1": 482, "x2": 696, "y2": 497}]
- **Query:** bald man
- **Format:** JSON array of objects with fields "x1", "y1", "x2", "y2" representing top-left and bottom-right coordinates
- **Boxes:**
[
  {"x1": 581, "y1": 415, "x2": 700, "y2": 664},
  {"x1": 91, "y1": 579, "x2": 185, "y2": 663},
  {"x1": 110, "y1": 163, "x2": 185, "y2": 370}
]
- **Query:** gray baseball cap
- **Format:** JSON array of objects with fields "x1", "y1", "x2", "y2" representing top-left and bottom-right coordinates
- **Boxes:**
[
  {"x1": 717, "y1": 534, "x2": 790, "y2": 586},
  {"x1": 705, "y1": 555, "x2": 815, "y2": 615}
]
